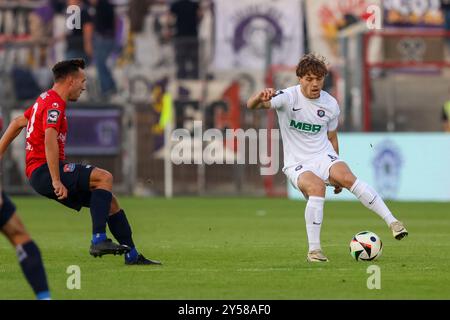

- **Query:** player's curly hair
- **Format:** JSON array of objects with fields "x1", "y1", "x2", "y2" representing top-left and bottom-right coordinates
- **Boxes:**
[
  {"x1": 52, "y1": 59, "x2": 85, "y2": 82},
  {"x1": 295, "y1": 53, "x2": 329, "y2": 78}
]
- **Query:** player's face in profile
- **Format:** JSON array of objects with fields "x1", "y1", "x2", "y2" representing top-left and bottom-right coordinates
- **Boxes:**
[
  {"x1": 299, "y1": 73, "x2": 324, "y2": 99},
  {"x1": 68, "y1": 69, "x2": 86, "y2": 101}
]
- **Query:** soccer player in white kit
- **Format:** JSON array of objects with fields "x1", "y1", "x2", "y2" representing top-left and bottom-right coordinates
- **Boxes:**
[{"x1": 247, "y1": 53, "x2": 408, "y2": 262}]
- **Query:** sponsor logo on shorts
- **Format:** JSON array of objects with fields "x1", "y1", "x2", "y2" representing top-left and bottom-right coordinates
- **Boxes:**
[
  {"x1": 63, "y1": 163, "x2": 76, "y2": 173},
  {"x1": 47, "y1": 109, "x2": 60, "y2": 124},
  {"x1": 295, "y1": 165, "x2": 303, "y2": 171},
  {"x1": 328, "y1": 154, "x2": 338, "y2": 162}
]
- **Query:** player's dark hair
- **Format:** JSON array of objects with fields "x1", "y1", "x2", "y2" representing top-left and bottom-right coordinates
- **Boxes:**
[
  {"x1": 296, "y1": 53, "x2": 328, "y2": 78},
  {"x1": 52, "y1": 59, "x2": 85, "y2": 82}
]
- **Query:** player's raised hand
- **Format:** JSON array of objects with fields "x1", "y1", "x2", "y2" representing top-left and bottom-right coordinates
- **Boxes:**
[
  {"x1": 247, "y1": 88, "x2": 278, "y2": 109},
  {"x1": 259, "y1": 88, "x2": 276, "y2": 102},
  {"x1": 52, "y1": 180, "x2": 68, "y2": 200}
]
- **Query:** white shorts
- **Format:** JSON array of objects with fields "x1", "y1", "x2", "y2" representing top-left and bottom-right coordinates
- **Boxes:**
[{"x1": 283, "y1": 152, "x2": 344, "y2": 191}]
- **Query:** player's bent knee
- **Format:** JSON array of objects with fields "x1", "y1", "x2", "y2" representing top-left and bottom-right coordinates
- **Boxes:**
[
  {"x1": 91, "y1": 168, "x2": 114, "y2": 189},
  {"x1": 301, "y1": 181, "x2": 325, "y2": 197},
  {"x1": 341, "y1": 173, "x2": 357, "y2": 189},
  {"x1": 104, "y1": 171, "x2": 114, "y2": 186},
  {"x1": 307, "y1": 185, "x2": 326, "y2": 197},
  {"x1": 99, "y1": 170, "x2": 113, "y2": 185}
]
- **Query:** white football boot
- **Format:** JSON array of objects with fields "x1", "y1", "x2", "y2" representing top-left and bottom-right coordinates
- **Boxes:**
[
  {"x1": 390, "y1": 221, "x2": 408, "y2": 240},
  {"x1": 307, "y1": 249, "x2": 329, "y2": 262}
]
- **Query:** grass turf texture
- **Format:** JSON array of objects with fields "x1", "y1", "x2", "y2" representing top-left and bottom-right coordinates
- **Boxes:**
[{"x1": 1, "y1": 197, "x2": 449, "y2": 299}]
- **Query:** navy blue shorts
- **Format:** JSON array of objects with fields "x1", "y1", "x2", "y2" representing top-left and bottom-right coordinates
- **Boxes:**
[
  {"x1": 0, "y1": 192, "x2": 17, "y2": 229},
  {"x1": 29, "y1": 162, "x2": 95, "y2": 211}
]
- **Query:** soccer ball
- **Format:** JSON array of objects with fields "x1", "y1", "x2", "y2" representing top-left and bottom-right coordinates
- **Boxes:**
[{"x1": 349, "y1": 231, "x2": 383, "y2": 261}]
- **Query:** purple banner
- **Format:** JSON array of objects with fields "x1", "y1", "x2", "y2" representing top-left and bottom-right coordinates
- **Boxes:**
[{"x1": 65, "y1": 108, "x2": 121, "y2": 155}]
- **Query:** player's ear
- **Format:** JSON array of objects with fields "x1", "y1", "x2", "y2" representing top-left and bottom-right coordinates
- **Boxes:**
[{"x1": 67, "y1": 74, "x2": 75, "y2": 86}]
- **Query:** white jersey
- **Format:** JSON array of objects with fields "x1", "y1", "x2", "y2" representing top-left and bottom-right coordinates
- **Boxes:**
[{"x1": 270, "y1": 85, "x2": 340, "y2": 171}]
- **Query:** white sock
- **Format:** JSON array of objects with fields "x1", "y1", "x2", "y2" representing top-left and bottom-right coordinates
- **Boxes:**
[
  {"x1": 305, "y1": 196, "x2": 325, "y2": 252},
  {"x1": 350, "y1": 179, "x2": 398, "y2": 226}
]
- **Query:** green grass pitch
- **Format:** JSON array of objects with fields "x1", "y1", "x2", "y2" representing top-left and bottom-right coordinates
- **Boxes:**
[{"x1": 1, "y1": 197, "x2": 449, "y2": 299}]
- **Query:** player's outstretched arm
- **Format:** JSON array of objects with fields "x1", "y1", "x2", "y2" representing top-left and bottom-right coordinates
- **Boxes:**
[
  {"x1": 0, "y1": 115, "x2": 28, "y2": 158},
  {"x1": 246, "y1": 88, "x2": 276, "y2": 110}
]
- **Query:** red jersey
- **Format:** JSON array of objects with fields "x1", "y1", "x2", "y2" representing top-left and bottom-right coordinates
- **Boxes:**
[{"x1": 23, "y1": 90, "x2": 68, "y2": 178}]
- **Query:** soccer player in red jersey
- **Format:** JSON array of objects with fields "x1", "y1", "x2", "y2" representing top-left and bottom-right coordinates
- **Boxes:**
[{"x1": 0, "y1": 59, "x2": 160, "y2": 265}]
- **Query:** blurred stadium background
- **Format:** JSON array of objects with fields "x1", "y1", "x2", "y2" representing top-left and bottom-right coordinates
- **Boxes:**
[{"x1": 0, "y1": 0, "x2": 449, "y2": 201}]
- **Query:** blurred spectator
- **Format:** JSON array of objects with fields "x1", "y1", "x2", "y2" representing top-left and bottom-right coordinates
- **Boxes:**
[
  {"x1": 29, "y1": 2, "x2": 54, "y2": 42},
  {"x1": 129, "y1": 0, "x2": 153, "y2": 34},
  {"x1": 29, "y1": 1, "x2": 58, "y2": 90},
  {"x1": 169, "y1": 0, "x2": 203, "y2": 79},
  {"x1": 51, "y1": 0, "x2": 66, "y2": 14},
  {"x1": 88, "y1": 0, "x2": 117, "y2": 98},
  {"x1": 65, "y1": 0, "x2": 93, "y2": 63},
  {"x1": 29, "y1": 1, "x2": 55, "y2": 68},
  {"x1": 442, "y1": 0, "x2": 450, "y2": 47},
  {"x1": 443, "y1": 91, "x2": 450, "y2": 132}
]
